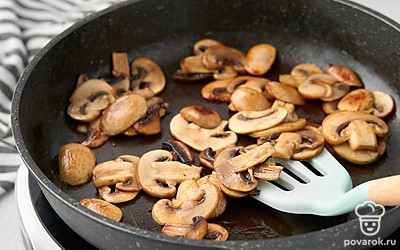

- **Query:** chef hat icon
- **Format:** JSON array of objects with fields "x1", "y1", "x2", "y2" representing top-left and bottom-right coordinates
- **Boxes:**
[{"x1": 355, "y1": 201, "x2": 385, "y2": 236}]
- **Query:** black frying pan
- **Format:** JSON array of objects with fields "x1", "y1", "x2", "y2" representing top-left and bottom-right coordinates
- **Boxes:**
[{"x1": 11, "y1": 0, "x2": 400, "y2": 249}]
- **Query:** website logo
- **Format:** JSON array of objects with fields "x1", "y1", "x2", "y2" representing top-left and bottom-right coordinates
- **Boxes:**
[{"x1": 355, "y1": 201, "x2": 385, "y2": 236}]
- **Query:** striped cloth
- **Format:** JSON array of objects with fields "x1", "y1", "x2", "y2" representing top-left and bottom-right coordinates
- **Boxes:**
[{"x1": 0, "y1": 0, "x2": 121, "y2": 196}]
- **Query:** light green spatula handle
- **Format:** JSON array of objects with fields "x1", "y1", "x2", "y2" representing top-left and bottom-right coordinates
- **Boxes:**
[{"x1": 368, "y1": 175, "x2": 400, "y2": 206}]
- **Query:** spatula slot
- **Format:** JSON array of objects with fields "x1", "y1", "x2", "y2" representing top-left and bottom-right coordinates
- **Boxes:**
[
  {"x1": 300, "y1": 161, "x2": 325, "y2": 176},
  {"x1": 269, "y1": 179, "x2": 294, "y2": 191},
  {"x1": 282, "y1": 167, "x2": 308, "y2": 184}
]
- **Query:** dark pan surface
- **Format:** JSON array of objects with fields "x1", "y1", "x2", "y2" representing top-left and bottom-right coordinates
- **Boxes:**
[{"x1": 11, "y1": 0, "x2": 400, "y2": 248}]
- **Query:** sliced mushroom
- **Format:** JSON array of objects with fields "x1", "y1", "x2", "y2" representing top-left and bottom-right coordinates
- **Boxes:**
[
  {"x1": 290, "y1": 63, "x2": 323, "y2": 87},
  {"x1": 131, "y1": 87, "x2": 155, "y2": 100},
  {"x1": 111, "y1": 52, "x2": 130, "y2": 96},
  {"x1": 132, "y1": 97, "x2": 169, "y2": 135},
  {"x1": 67, "y1": 79, "x2": 114, "y2": 122},
  {"x1": 321, "y1": 111, "x2": 389, "y2": 148},
  {"x1": 320, "y1": 82, "x2": 350, "y2": 102},
  {"x1": 253, "y1": 162, "x2": 283, "y2": 181},
  {"x1": 278, "y1": 74, "x2": 299, "y2": 88},
  {"x1": 271, "y1": 100, "x2": 299, "y2": 122},
  {"x1": 180, "y1": 106, "x2": 222, "y2": 129},
  {"x1": 201, "y1": 78, "x2": 233, "y2": 103},
  {"x1": 152, "y1": 179, "x2": 220, "y2": 225},
  {"x1": 337, "y1": 89, "x2": 374, "y2": 113},
  {"x1": 213, "y1": 65, "x2": 238, "y2": 80},
  {"x1": 171, "y1": 70, "x2": 214, "y2": 82},
  {"x1": 131, "y1": 57, "x2": 166, "y2": 95},
  {"x1": 92, "y1": 160, "x2": 136, "y2": 188},
  {"x1": 266, "y1": 81, "x2": 305, "y2": 105},
  {"x1": 114, "y1": 155, "x2": 141, "y2": 192},
  {"x1": 292, "y1": 126, "x2": 325, "y2": 160},
  {"x1": 332, "y1": 139, "x2": 386, "y2": 165},
  {"x1": 170, "y1": 113, "x2": 237, "y2": 151},
  {"x1": 322, "y1": 100, "x2": 339, "y2": 114},
  {"x1": 248, "y1": 118, "x2": 307, "y2": 138},
  {"x1": 298, "y1": 73, "x2": 337, "y2": 100},
  {"x1": 270, "y1": 132, "x2": 303, "y2": 160},
  {"x1": 76, "y1": 73, "x2": 89, "y2": 88},
  {"x1": 81, "y1": 116, "x2": 109, "y2": 148},
  {"x1": 160, "y1": 216, "x2": 208, "y2": 240},
  {"x1": 180, "y1": 55, "x2": 215, "y2": 74},
  {"x1": 245, "y1": 43, "x2": 276, "y2": 76},
  {"x1": 228, "y1": 107, "x2": 287, "y2": 134},
  {"x1": 229, "y1": 142, "x2": 275, "y2": 173},
  {"x1": 196, "y1": 174, "x2": 227, "y2": 218},
  {"x1": 230, "y1": 88, "x2": 271, "y2": 111},
  {"x1": 327, "y1": 64, "x2": 362, "y2": 87},
  {"x1": 202, "y1": 45, "x2": 246, "y2": 73},
  {"x1": 79, "y1": 198, "x2": 122, "y2": 222},
  {"x1": 98, "y1": 186, "x2": 139, "y2": 203},
  {"x1": 162, "y1": 140, "x2": 195, "y2": 165},
  {"x1": 204, "y1": 223, "x2": 229, "y2": 241},
  {"x1": 59, "y1": 143, "x2": 96, "y2": 186},
  {"x1": 100, "y1": 93, "x2": 147, "y2": 136},
  {"x1": 199, "y1": 147, "x2": 216, "y2": 169},
  {"x1": 137, "y1": 150, "x2": 202, "y2": 198},
  {"x1": 372, "y1": 90, "x2": 394, "y2": 118},
  {"x1": 193, "y1": 38, "x2": 223, "y2": 55}
]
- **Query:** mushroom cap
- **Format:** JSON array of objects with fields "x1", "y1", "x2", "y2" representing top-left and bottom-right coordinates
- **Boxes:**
[
  {"x1": 201, "y1": 78, "x2": 232, "y2": 103},
  {"x1": 332, "y1": 139, "x2": 386, "y2": 165},
  {"x1": 196, "y1": 174, "x2": 227, "y2": 218},
  {"x1": 230, "y1": 88, "x2": 271, "y2": 111},
  {"x1": 244, "y1": 43, "x2": 276, "y2": 76},
  {"x1": 67, "y1": 79, "x2": 113, "y2": 122},
  {"x1": 327, "y1": 64, "x2": 362, "y2": 87},
  {"x1": 160, "y1": 216, "x2": 209, "y2": 240},
  {"x1": 152, "y1": 179, "x2": 220, "y2": 225},
  {"x1": 337, "y1": 89, "x2": 374, "y2": 113},
  {"x1": 292, "y1": 126, "x2": 325, "y2": 160},
  {"x1": 193, "y1": 38, "x2": 223, "y2": 55},
  {"x1": 170, "y1": 113, "x2": 237, "y2": 151},
  {"x1": 290, "y1": 63, "x2": 323, "y2": 87},
  {"x1": 162, "y1": 140, "x2": 195, "y2": 165},
  {"x1": 266, "y1": 81, "x2": 305, "y2": 105},
  {"x1": 92, "y1": 160, "x2": 136, "y2": 188},
  {"x1": 180, "y1": 55, "x2": 215, "y2": 74},
  {"x1": 137, "y1": 150, "x2": 202, "y2": 198},
  {"x1": 320, "y1": 82, "x2": 350, "y2": 102},
  {"x1": 371, "y1": 90, "x2": 394, "y2": 118},
  {"x1": 79, "y1": 198, "x2": 122, "y2": 222},
  {"x1": 228, "y1": 107, "x2": 288, "y2": 134},
  {"x1": 131, "y1": 57, "x2": 166, "y2": 95},
  {"x1": 202, "y1": 45, "x2": 246, "y2": 73},
  {"x1": 58, "y1": 143, "x2": 96, "y2": 186},
  {"x1": 98, "y1": 186, "x2": 140, "y2": 203},
  {"x1": 322, "y1": 100, "x2": 339, "y2": 114},
  {"x1": 321, "y1": 110, "x2": 389, "y2": 146},
  {"x1": 81, "y1": 117, "x2": 109, "y2": 148},
  {"x1": 180, "y1": 106, "x2": 222, "y2": 129},
  {"x1": 100, "y1": 93, "x2": 147, "y2": 136},
  {"x1": 298, "y1": 73, "x2": 337, "y2": 100},
  {"x1": 249, "y1": 118, "x2": 307, "y2": 138},
  {"x1": 204, "y1": 223, "x2": 229, "y2": 241}
]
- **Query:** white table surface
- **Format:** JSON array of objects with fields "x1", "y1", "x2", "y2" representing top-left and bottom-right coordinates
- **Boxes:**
[{"x1": 1, "y1": 1, "x2": 399, "y2": 249}]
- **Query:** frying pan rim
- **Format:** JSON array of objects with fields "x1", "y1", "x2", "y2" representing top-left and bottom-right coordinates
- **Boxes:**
[{"x1": 10, "y1": 0, "x2": 400, "y2": 247}]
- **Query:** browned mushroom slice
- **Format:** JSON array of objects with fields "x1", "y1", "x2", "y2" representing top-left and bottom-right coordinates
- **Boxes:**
[
  {"x1": 204, "y1": 223, "x2": 229, "y2": 241},
  {"x1": 180, "y1": 106, "x2": 222, "y2": 129},
  {"x1": 270, "y1": 132, "x2": 303, "y2": 160},
  {"x1": 322, "y1": 100, "x2": 339, "y2": 114},
  {"x1": 321, "y1": 111, "x2": 389, "y2": 149},
  {"x1": 76, "y1": 73, "x2": 89, "y2": 88},
  {"x1": 290, "y1": 63, "x2": 324, "y2": 87},
  {"x1": 111, "y1": 52, "x2": 130, "y2": 96},
  {"x1": 114, "y1": 155, "x2": 141, "y2": 192},
  {"x1": 230, "y1": 88, "x2": 271, "y2": 111},
  {"x1": 228, "y1": 107, "x2": 287, "y2": 134},
  {"x1": 59, "y1": 143, "x2": 96, "y2": 186},
  {"x1": 245, "y1": 43, "x2": 276, "y2": 76},
  {"x1": 196, "y1": 174, "x2": 227, "y2": 218},
  {"x1": 92, "y1": 160, "x2": 136, "y2": 188},
  {"x1": 249, "y1": 118, "x2": 307, "y2": 138},
  {"x1": 278, "y1": 74, "x2": 299, "y2": 88},
  {"x1": 131, "y1": 87, "x2": 155, "y2": 100},
  {"x1": 372, "y1": 90, "x2": 394, "y2": 118},
  {"x1": 170, "y1": 113, "x2": 237, "y2": 151},
  {"x1": 332, "y1": 139, "x2": 386, "y2": 165},
  {"x1": 193, "y1": 38, "x2": 223, "y2": 55},
  {"x1": 213, "y1": 65, "x2": 238, "y2": 80},
  {"x1": 67, "y1": 79, "x2": 114, "y2": 122},
  {"x1": 162, "y1": 140, "x2": 195, "y2": 165},
  {"x1": 137, "y1": 150, "x2": 202, "y2": 198},
  {"x1": 81, "y1": 116, "x2": 109, "y2": 148},
  {"x1": 253, "y1": 163, "x2": 283, "y2": 181},
  {"x1": 298, "y1": 73, "x2": 337, "y2": 100},
  {"x1": 131, "y1": 57, "x2": 166, "y2": 95},
  {"x1": 292, "y1": 126, "x2": 325, "y2": 160},
  {"x1": 98, "y1": 186, "x2": 140, "y2": 203},
  {"x1": 160, "y1": 216, "x2": 208, "y2": 240},
  {"x1": 229, "y1": 142, "x2": 275, "y2": 173},
  {"x1": 327, "y1": 64, "x2": 362, "y2": 87},
  {"x1": 201, "y1": 78, "x2": 233, "y2": 103},
  {"x1": 214, "y1": 146, "x2": 259, "y2": 192},
  {"x1": 271, "y1": 100, "x2": 299, "y2": 122},
  {"x1": 199, "y1": 147, "x2": 216, "y2": 170},
  {"x1": 266, "y1": 81, "x2": 305, "y2": 105},
  {"x1": 152, "y1": 179, "x2": 220, "y2": 225},
  {"x1": 202, "y1": 45, "x2": 246, "y2": 73},
  {"x1": 171, "y1": 70, "x2": 214, "y2": 82},
  {"x1": 132, "y1": 97, "x2": 167, "y2": 135},
  {"x1": 100, "y1": 93, "x2": 147, "y2": 136},
  {"x1": 79, "y1": 198, "x2": 122, "y2": 222},
  {"x1": 320, "y1": 82, "x2": 350, "y2": 102},
  {"x1": 180, "y1": 55, "x2": 216, "y2": 74},
  {"x1": 337, "y1": 89, "x2": 374, "y2": 113}
]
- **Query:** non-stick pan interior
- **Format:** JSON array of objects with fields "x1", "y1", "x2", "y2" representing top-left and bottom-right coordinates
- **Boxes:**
[{"x1": 12, "y1": 0, "x2": 400, "y2": 245}]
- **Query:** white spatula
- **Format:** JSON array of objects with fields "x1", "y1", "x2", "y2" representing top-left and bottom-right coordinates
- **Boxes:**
[{"x1": 254, "y1": 148, "x2": 400, "y2": 216}]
